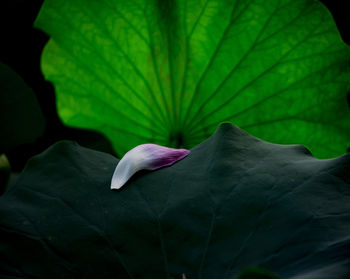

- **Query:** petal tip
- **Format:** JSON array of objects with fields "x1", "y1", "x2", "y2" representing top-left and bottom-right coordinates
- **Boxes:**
[
  {"x1": 111, "y1": 174, "x2": 130, "y2": 190},
  {"x1": 110, "y1": 179, "x2": 123, "y2": 190},
  {"x1": 110, "y1": 183, "x2": 122, "y2": 190}
]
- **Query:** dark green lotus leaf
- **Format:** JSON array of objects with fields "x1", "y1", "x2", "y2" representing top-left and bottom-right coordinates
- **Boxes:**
[
  {"x1": 235, "y1": 267, "x2": 280, "y2": 279},
  {"x1": 0, "y1": 62, "x2": 45, "y2": 153},
  {"x1": 34, "y1": 0, "x2": 350, "y2": 158},
  {"x1": 1, "y1": 123, "x2": 349, "y2": 278}
]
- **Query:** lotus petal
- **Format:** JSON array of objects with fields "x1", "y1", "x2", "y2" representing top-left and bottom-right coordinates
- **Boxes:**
[{"x1": 111, "y1": 144, "x2": 190, "y2": 190}]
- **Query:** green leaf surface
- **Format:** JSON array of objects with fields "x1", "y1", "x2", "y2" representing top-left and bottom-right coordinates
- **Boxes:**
[
  {"x1": 34, "y1": 0, "x2": 350, "y2": 158},
  {"x1": 1, "y1": 124, "x2": 350, "y2": 278}
]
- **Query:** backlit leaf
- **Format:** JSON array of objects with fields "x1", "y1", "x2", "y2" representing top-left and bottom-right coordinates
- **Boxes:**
[{"x1": 34, "y1": 0, "x2": 350, "y2": 158}]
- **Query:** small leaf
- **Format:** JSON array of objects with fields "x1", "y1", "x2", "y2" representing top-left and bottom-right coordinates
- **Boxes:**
[{"x1": 111, "y1": 144, "x2": 189, "y2": 190}]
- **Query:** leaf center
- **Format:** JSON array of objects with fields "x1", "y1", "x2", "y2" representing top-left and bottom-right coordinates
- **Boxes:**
[{"x1": 169, "y1": 130, "x2": 185, "y2": 148}]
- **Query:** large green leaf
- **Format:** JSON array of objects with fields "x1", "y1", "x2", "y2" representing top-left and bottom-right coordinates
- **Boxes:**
[
  {"x1": 34, "y1": 0, "x2": 350, "y2": 158},
  {"x1": 1, "y1": 124, "x2": 350, "y2": 278}
]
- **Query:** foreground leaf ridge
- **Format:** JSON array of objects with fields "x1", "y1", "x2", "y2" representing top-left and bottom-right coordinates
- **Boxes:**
[{"x1": 1, "y1": 125, "x2": 350, "y2": 278}]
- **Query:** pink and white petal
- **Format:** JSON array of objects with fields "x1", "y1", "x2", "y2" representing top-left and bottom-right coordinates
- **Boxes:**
[{"x1": 111, "y1": 144, "x2": 190, "y2": 190}]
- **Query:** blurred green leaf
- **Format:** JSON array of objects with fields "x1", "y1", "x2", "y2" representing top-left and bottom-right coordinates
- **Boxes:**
[
  {"x1": 0, "y1": 62, "x2": 45, "y2": 153},
  {"x1": 0, "y1": 154, "x2": 10, "y2": 192},
  {"x1": 35, "y1": 0, "x2": 350, "y2": 158}
]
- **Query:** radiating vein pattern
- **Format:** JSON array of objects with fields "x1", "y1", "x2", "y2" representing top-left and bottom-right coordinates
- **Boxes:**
[{"x1": 35, "y1": 0, "x2": 350, "y2": 158}]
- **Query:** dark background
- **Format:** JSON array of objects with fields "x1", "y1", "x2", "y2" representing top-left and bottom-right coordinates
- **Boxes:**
[
  {"x1": 0, "y1": 0, "x2": 349, "y2": 187},
  {"x1": 1, "y1": 0, "x2": 116, "y2": 172}
]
